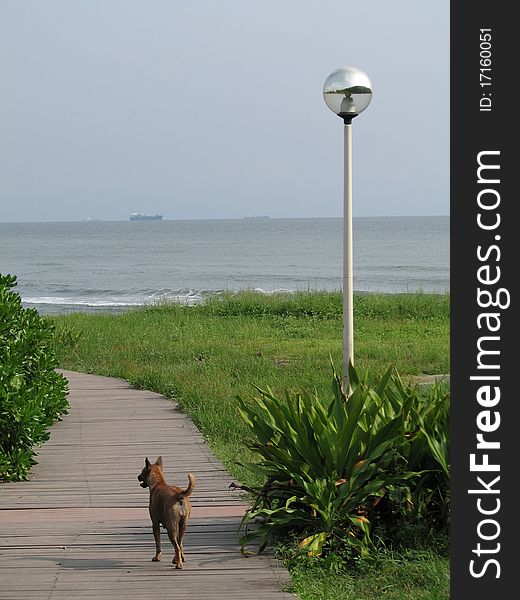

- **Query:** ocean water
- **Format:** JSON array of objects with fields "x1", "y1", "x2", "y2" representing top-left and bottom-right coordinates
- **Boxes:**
[{"x1": 0, "y1": 216, "x2": 449, "y2": 314}]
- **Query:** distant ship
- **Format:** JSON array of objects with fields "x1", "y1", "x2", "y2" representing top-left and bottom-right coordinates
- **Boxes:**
[
  {"x1": 243, "y1": 215, "x2": 270, "y2": 220},
  {"x1": 129, "y1": 212, "x2": 163, "y2": 221}
]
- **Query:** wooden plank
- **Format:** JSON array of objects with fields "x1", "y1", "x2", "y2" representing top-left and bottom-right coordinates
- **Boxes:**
[{"x1": 0, "y1": 370, "x2": 295, "y2": 599}]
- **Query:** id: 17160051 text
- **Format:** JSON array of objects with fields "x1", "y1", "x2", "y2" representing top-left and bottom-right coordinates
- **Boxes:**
[{"x1": 479, "y1": 28, "x2": 492, "y2": 112}]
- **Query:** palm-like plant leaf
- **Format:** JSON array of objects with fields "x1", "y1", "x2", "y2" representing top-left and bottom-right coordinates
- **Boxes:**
[{"x1": 236, "y1": 363, "x2": 450, "y2": 555}]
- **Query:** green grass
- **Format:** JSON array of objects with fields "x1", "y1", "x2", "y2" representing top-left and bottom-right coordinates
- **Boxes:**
[
  {"x1": 52, "y1": 290, "x2": 450, "y2": 599},
  {"x1": 52, "y1": 291, "x2": 449, "y2": 485},
  {"x1": 279, "y1": 522, "x2": 450, "y2": 599},
  {"x1": 285, "y1": 545, "x2": 450, "y2": 600}
]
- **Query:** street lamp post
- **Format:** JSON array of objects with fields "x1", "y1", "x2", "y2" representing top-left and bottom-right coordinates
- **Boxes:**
[{"x1": 323, "y1": 66, "x2": 372, "y2": 392}]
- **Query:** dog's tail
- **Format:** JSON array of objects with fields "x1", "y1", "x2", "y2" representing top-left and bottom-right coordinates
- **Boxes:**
[{"x1": 180, "y1": 473, "x2": 195, "y2": 498}]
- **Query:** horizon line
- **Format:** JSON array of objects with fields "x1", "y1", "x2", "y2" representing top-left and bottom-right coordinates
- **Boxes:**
[{"x1": 0, "y1": 214, "x2": 450, "y2": 225}]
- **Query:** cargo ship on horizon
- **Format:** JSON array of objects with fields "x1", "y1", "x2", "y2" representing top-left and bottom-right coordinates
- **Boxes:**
[{"x1": 129, "y1": 212, "x2": 163, "y2": 221}]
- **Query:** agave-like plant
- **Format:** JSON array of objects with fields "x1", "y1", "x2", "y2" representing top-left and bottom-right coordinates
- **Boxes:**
[
  {"x1": 236, "y1": 363, "x2": 450, "y2": 556},
  {"x1": 395, "y1": 376, "x2": 450, "y2": 522},
  {"x1": 238, "y1": 364, "x2": 406, "y2": 555}
]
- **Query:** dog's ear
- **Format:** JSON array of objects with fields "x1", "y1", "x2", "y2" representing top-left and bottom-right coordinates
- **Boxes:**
[
  {"x1": 145, "y1": 457, "x2": 151, "y2": 468},
  {"x1": 156, "y1": 456, "x2": 163, "y2": 467}
]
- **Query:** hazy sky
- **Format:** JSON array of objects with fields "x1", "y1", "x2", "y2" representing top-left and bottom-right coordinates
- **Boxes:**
[{"x1": 0, "y1": 1, "x2": 449, "y2": 222}]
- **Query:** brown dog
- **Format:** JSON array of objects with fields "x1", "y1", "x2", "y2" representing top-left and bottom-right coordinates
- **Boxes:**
[{"x1": 137, "y1": 456, "x2": 195, "y2": 568}]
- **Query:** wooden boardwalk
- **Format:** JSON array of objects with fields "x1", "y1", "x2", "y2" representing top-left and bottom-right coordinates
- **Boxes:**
[{"x1": 0, "y1": 370, "x2": 295, "y2": 599}]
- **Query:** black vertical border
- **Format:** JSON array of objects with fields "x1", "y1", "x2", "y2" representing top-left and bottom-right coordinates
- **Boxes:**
[{"x1": 451, "y1": 3, "x2": 517, "y2": 597}]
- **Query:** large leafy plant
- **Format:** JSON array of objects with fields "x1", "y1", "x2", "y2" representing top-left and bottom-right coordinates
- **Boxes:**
[
  {"x1": 393, "y1": 374, "x2": 450, "y2": 524},
  {"x1": 236, "y1": 363, "x2": 449, "y2": 556},
  {"x1": 0, "y1": 274, "x2": 69, "y2": 481}
]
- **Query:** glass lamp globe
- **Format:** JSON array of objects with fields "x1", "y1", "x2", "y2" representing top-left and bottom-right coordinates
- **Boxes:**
[{"x1": 323, "y1": 67, "x2": 373, "y2": 120}]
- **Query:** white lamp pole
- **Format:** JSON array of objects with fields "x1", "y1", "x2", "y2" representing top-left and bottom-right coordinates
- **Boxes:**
[
  {"x1": 343, "y1": 121, "x2": 354, "y2": 390},
  {"x1": 323, "y1": 66, "x2": 372, "y2": 392}
]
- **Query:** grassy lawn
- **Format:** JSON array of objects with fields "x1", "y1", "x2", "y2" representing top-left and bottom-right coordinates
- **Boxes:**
[
  {"x1": 284, "y1": 543, "x2": 450, "y2": 600},
  {"x1": 52, "y1": 291, "x2": 450, "y2": 599}
]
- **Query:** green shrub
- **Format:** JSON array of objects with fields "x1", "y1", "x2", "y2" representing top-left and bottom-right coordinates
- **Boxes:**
[
  {"x1": 0, "y1": 274, "x2": 69, "y2": 481},
  {"x1": 393, "y1": 376, "x2": 450, "y2": 527},
  {"x1": 236, "y1": 363, "x2": 450, "y2": 557}
]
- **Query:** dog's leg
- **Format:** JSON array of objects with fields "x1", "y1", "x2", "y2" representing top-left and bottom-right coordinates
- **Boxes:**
[
  {"x1": 167, "y1": 523, "x2": 183, "y2": 569},
  {"x1": 152, "y1": 522, "x2": 162, "y2": 562},
  {"x1": 178, "y1": 517, "x2": 188, "y2": 563}
]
